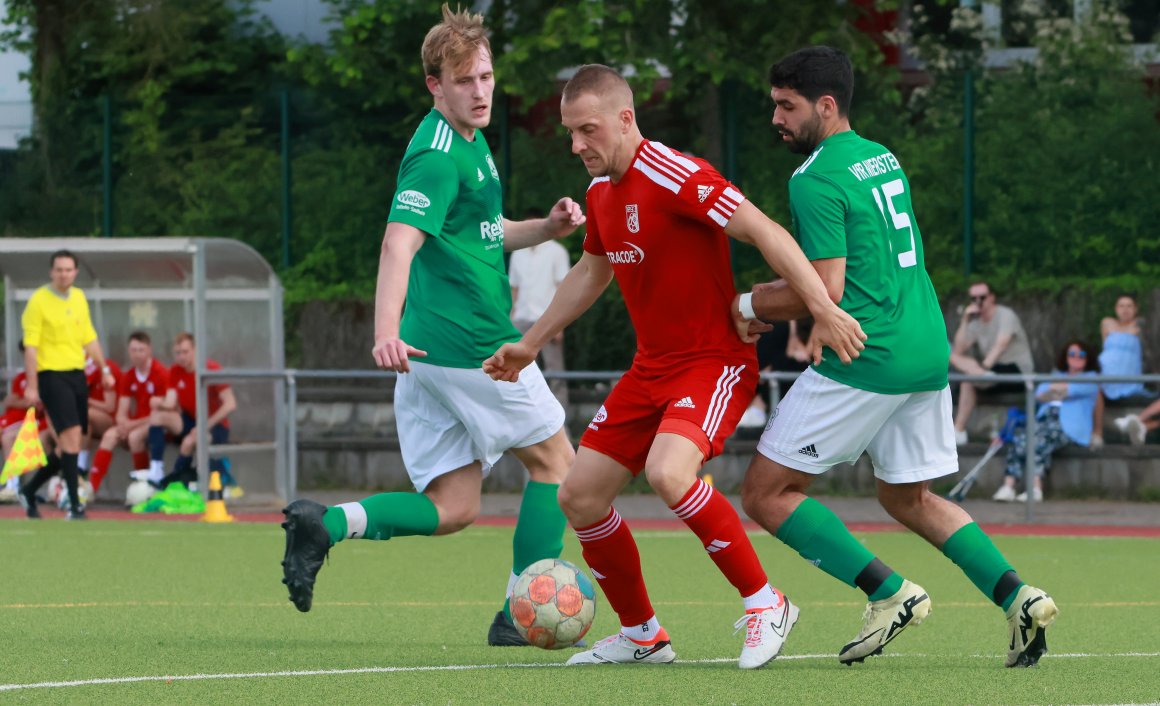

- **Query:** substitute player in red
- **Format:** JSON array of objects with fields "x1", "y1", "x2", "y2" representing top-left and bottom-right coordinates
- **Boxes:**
[
  {"x1": 147, "y1": 332, "x2": 237, "y2": 489},
  {"x1": 88, "y1": 331, "x2": 169, "y2": 494},
  {"x1": 484, "y1": 64, "x2": 866, "y2": 669},
  {"x1": 81, "y1": 353, "x2": 122, "y2": 478}
]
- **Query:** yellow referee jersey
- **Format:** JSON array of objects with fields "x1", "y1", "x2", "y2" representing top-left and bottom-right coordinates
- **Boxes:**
[{"x1": 21, "y1": 285, "x2": 98, "y2": 371}]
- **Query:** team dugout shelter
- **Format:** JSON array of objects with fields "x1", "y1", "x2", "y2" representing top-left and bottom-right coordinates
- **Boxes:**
[{"x1": 0, "y1": 237, "x2": 288, "y2": 505}]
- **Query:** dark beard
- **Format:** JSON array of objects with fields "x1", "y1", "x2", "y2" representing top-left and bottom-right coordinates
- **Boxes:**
[
  {"x1": 786, "y1": 135, "x2": 816, "y2": 155},
  {"x1": 782, "y1": 112, "x2": 822, "y2": 154}
]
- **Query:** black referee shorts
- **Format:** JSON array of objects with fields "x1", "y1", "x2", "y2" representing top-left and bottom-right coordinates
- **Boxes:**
[{"x1": 38, "y1": 370, "x2": 89, "y2": 435}]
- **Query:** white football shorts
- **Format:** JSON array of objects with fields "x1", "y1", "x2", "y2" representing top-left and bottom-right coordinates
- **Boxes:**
[
  {"x1": 394, "y1": 360, "x2": 565, "y2": 491},
  {"x1": 756, "y1": 368, "x2": 959, "y2": 484}
]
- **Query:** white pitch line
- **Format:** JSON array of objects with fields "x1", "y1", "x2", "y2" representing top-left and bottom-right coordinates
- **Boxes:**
[{"x1": 2, "y1": 653, "x2": 1158, "y2": 692}]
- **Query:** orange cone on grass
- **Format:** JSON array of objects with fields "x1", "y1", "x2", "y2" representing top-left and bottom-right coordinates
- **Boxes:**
[{"x1": 202, "y1": 470, "x2": 234, "y2": 523}]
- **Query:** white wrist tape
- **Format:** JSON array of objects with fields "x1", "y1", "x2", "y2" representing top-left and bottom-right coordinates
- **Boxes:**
[{"x1": 738, "y1": 293, "x2": 757, "y2": 321}]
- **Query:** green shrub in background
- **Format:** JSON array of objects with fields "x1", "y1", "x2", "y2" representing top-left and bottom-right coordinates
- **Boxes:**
[{"x1": 2, "y1": 0, "x2": 1156, "y2": 370}]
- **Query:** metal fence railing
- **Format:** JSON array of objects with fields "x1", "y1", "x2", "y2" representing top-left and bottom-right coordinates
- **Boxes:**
[
  {"x1": 192, "y1": 369, "x2": 1160, "y2": 522},
  {"x1": 2, "y1": 365, "x2": 1154, "y2": 521}
]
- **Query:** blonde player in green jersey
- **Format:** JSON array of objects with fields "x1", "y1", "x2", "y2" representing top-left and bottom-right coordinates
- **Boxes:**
[
  {"x1": 280, "y1": 4, "x2": 584, "y2": 647},
  {"x1": 735, "y1": 46, "x2": 1058, "y2": 668}
]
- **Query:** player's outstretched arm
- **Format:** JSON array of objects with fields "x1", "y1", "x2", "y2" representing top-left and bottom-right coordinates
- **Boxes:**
[
  {"x1": 502, "y1": 197, "x2": 585, "y2": 251},
  {"x1": 372, "y1": 222, "x2": 429, "y2": 373},
  {"x1": 484, "y1": 252, "x2": 612, "y2": 382},
  {"x1": 726, "y1": 201, "x2": 865, "y2": 364}
]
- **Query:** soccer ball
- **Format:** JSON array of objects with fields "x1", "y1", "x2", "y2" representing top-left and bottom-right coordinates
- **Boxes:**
[
  {"x1": 510, "y1": 558, "x2": 597, "y2": 649},
  {"x1": 125, "y1": 480, "x2": 155, "y2": 507},
  {"x1": 47, "y1": 476, "x2": 92, "y2": 509},
  {"x1": 45, "y1": 476, "x2": 64, "y2": 507}
]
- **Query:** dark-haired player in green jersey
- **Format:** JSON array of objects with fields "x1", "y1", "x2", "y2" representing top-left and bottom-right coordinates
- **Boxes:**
[
  {"x1": 280, "y1": 4, "x2": 584, "y2": 648},
  {"x1": 735, "y1": 46, "x2": 1057, "y2": 668}
]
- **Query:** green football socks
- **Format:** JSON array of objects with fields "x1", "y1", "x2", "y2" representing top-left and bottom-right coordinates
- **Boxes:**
[
  {"x1": 776, "y1": 497, "x2": 904, "y2": 600},
  {"x1": 941, "y1": 522, "x2": 1023, "y2": 609},
  {"x1": 322, "y1": 492, "x2": 439, "y2": 545},
  {"x1": 504, "y1": 481, "x2": 567, "y2": 618}
]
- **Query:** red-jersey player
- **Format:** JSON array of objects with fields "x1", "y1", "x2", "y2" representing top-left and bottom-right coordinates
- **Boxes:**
[
  {"x1": 82, "y1": 353, "x2": 122, "y2": 476},
  {"x1": 485, "y1": 65, "x2": 866, "y2": 669},
  {"x1": 148, "y1": 332, "x2": 236, "y2": 489},
  {"x1": 88, "y1": 331, "x2": 169, "y2": 494}
]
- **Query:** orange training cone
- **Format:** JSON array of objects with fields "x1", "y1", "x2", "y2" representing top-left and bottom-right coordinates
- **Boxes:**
[{"x1": 202, "y1": 470, "x2": 234, "y2": 523}]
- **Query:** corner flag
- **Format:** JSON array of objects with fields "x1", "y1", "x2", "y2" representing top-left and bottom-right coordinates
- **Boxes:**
[{"x1": 1, "y1": 408, "x2": 47, "y2": 483}]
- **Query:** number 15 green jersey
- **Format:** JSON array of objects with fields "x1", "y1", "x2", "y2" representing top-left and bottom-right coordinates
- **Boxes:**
[{"x1": 788, "y1": 131, "x2": 948, "y2": 394}]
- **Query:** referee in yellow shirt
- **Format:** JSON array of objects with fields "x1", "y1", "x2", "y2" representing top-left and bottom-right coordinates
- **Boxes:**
[{"x1": 19, "y1": 250, "x2": 116, "y2": 519}]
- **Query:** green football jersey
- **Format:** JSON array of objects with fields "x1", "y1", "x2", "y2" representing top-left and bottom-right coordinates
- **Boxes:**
[
  {"x1": 788, "y1": 130, "x2": 948, "y2": 394},
  {"x1": 388, "y1": 109, "x2": 518, "y2": 368}
]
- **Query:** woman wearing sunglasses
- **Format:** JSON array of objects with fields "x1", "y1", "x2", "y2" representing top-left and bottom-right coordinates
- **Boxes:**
[{"x1": 993, "y1": 340, "x2": 1101, "y2": 502}]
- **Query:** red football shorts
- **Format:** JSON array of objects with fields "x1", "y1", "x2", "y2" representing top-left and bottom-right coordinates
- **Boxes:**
[{"x1": 579, "y1": 358, "x2": 758, "y2": 474}]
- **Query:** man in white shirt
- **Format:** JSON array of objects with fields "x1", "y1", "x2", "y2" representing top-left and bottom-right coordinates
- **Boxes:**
[{"x1": 509, "y1": 235, "x2": 571, "y2": 405}]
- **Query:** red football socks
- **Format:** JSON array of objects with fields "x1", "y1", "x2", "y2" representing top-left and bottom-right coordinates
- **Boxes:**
[
  {"x1": 671, "y1": 478, "x2": 768, "y2": 597},
  {"x1": 574, "y1": 508, "x2": 656, "y2": 628}
]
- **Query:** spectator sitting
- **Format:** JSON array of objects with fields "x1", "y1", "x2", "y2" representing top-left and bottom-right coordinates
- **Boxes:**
[
  {"x1": 950, "y1": 281, "x2": 1035, "y2": 445},
  {"x1": 1115, "y1": 396, "x2": 1160, "y2": 446},
  {"x1": 993, "y1": 340, "x2": 1101, "y2": 503},
  {"x1": 508, "y1": 208, "x2": 572, "y2": 406},
  {"x1": 1100, "y1": 294, "x2": 1153, "y2": 402}
]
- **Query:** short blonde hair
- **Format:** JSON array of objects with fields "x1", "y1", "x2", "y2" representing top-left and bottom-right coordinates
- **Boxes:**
[{"x1": 421, "y1": 3, "x2": 491, "y2": 79}]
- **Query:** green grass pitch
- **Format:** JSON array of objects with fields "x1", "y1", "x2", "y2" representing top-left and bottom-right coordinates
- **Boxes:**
[{"x1": 2, "y1": 518, "x2": 1157, "y2": 704}]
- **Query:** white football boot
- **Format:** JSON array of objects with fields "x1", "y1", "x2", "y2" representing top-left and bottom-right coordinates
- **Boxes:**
[
  {"x1": 565, "y1": 629, "x2": 676, "y2": 665},
  {"x1": 1006, "y1": 585, "x2": 1058, "y2": 667},
  {"x1": 839, "y1": 580, "x2": 931, "y2": 665},
  {"x1": 734, "y1": 592, "x2": 799, "y2": 669}
]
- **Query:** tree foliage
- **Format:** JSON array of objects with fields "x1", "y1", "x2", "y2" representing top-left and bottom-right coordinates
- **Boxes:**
[
  {"x1": 902, "y1": 0, "x2": 1160, "y2": 296},
  {"x1": 2, "y1": 0, "x2": 1157, "y2": 367}
]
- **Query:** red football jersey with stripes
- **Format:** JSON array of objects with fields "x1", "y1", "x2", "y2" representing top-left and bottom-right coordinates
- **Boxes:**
[
  {"x1": 582, "y1": 140, "x2": 755, "y2": 371},
  {"x1": 118, "y1": 358, "x2": 169, "y2": 420}
]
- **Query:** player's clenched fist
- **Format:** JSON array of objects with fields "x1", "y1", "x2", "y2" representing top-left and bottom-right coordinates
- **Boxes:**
[
  {"x1": 482, "y1": 342, "x2": 537, "y2": 382},
  {"x1": 372, "y1": 336, "x2": 427, "y2": 373}
]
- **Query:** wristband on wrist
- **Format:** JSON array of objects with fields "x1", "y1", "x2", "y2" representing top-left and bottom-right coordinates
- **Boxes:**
[
  {"x1": 101, "y1": 365, "x2": 111, "y2": 374},
  {"x1": 738, "y1": 293, "x2": 757, "y2": 321}
]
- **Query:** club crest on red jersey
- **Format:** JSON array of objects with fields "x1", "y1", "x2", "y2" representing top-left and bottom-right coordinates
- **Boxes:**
[{"x1": 625, "y1": 204, "x2": 640, "y2": 233}]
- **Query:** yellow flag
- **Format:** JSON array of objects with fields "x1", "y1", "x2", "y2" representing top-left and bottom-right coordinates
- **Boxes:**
[{"x1": 1, "y1": 408, "x2": 47, "y2": 483}]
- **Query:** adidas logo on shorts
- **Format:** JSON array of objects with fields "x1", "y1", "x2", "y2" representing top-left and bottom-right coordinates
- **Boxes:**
[
  {"x1": 797, "y1": 444, "x2": 819, "y2": 458},
  {"x1": 674, "y1": 396, "x2": 696, "y2": 409}
]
